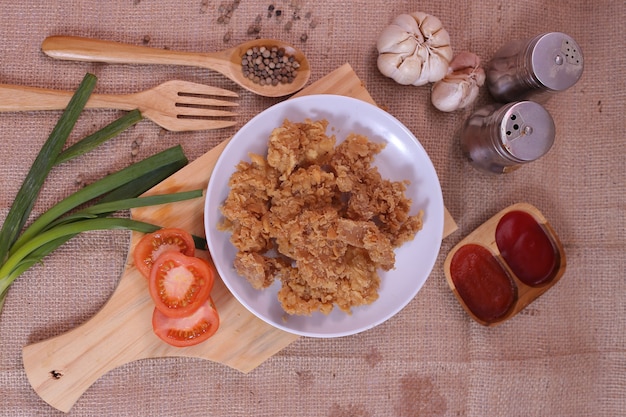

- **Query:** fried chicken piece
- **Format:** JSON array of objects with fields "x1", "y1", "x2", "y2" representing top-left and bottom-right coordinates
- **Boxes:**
[
  {"x1": 278, "y1": 246, "x2": 380, "y2": 315},
  {"x1": 220, "y1": 118, "x2": 424, "y2": 316},
  {"x1": 272, "y1": 207, "x2": 348, "y2": 271},
  {"x1": 330, "y1": 133, "x2": 385, "y2": 192},
  {"x1": 277, "y1": 265, "x2": 335, "y2": 315},
  {"x1": 220, "y1": 154, "x2": 279, "y2": 252},
  {"x1": 390, "y1": 212, "x2": 424, "y2": 247},
  {"x1": 267, "y1": 119, "x2": 335, "y2": 179},
  {"x1": 346, "y1": 172, "x2": 424, "y2": 246},
  {"x1": 271, "y1": 208, "x2": 386, "y2": 315},
  {"x1": 269, "y1": 165, "x2": 339, "y2": 223},
  {"x1": 329, "y1": 136, "x2": 424, "y2": 246},
  {"x1": 233, "y1": 251, "x2": 291, "y2": 290},
  {"x1": 335, "y1": 217, "x2": 395, "y2": 271}
]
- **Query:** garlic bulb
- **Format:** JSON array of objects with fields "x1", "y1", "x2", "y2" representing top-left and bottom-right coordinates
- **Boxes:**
[
  {"x1": 376, "y1": 12, "x2": 453, "y2": 86},
  {"x1": 431, "y1": 52, "x2": 486, "y2": 112}
]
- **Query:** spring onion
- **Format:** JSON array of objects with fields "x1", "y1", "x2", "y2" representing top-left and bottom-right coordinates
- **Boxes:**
[
  {"x1": 54, "y1": 109, "x2": 143, "y2": 166},
  {"x1": 0, "y1": 73, "x2": 205, "y2": 315},
  {"x1": 47, "y1": 190, "x2": 203, "y2": 227},
  {"x1": 0, "y1": 218, "x2": 161, "y2": 295},
  {"x1": 10, "y1": 145, "x2": 188, "y2": 255},
  {"x1": 0, "y1": 73, "x2": 96, "y2": 265}
]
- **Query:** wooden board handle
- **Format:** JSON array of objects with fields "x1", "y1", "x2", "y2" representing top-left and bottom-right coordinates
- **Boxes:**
[{"x1": 22, "y1": 267, "x2": 155, "y2": 412}]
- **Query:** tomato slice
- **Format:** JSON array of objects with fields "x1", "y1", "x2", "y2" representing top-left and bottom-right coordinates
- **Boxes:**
[
  {"x1": 148, "y1": 251, "x2": 215, "y2": 318},
  {"x1": 134, "y1": 228, "x2": 196, "y2": 278},
  {"x1": 152, "y1": 297, "x2": 220, "y2": 347}
]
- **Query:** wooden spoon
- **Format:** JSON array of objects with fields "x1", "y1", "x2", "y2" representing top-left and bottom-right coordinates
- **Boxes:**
[{"x1": 41, "y1": 36, "x2": 311, "y2": 98}]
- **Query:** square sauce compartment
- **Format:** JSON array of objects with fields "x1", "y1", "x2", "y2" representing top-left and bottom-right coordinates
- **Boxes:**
[{"x1": 443, "y1": 202, "x2": 566, "y2": 326}]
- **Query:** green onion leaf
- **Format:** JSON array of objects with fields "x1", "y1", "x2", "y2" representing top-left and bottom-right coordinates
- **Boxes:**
[
  {"x1": 48, "y1": 190, "x2": 203, "y2": 227},
  {"x1": 54, "y1": 109, "x2": 143, "y2": 165},
  {"x1": 98, "y1": 159, "x2": 187, "y2": 204},
  {"x1": 4, "y1": 236, "x2": 74, "y2": 281},
  {"x1": 1, "y1": 190, "x2": 203, "y2": 284},
  {"x1": 9, "y1": 145, "x2": 187, "y2": 254},
  {"x1": 0, "y1": 218, "x2": 162, "y2": 295},
  {"x1": 0, "y1": 73, "x2": 97, "y2": 264}
]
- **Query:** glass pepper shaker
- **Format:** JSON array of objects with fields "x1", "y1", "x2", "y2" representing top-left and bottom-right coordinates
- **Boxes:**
[
  {"x1": 486, "y1": 32, "x2": 584, "y2": 103},
  {"x1": 460, "y1": 101, "x2": 556, "y2": 174}
]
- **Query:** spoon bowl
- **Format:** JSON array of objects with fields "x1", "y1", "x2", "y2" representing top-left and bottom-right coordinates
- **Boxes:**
[
  {"x1": 41, "y1": 36, "x2": 311, "y2": 98},
  {"x1": 215, "y1": 39, "x2": 310, "y2": 97}
]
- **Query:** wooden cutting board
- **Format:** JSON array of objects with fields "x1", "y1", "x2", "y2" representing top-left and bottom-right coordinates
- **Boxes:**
[{"x1": 22, "y1": 63, "x2": 458, "y2": 413}]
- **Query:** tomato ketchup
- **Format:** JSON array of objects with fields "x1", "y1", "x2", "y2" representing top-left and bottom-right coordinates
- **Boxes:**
[
  {"x1": 449, "y1": 244, "x2": 517, "y2": 323},
  {"x1": 495, "y1": 210, "x2": 558, "y2": 286}
]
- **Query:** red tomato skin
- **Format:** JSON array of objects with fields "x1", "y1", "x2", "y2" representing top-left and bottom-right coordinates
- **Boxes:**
[
  {"x1": 133, "y1": 228, "x2": 196, "y2": 279},
  {"x1": 148, "y1": 251, "x2": 215, "y2": 319},
  {"x1": 152, "y1": 298, "x2": 220, "y2": 347},
  {"x1": 450, "y1": 244, "x2": 517, "y2": 323},
  {"x1": 495, "y1": 211, "x2": 558, "y2": 287}
]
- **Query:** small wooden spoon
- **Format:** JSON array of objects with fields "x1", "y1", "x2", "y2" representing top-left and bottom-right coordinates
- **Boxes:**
[{"x1": 41, "y1": 36, "x2": 311, "y2": 98}]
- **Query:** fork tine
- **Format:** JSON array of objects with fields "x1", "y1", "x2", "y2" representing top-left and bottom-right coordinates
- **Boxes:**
[
  {"x1": 174, "y1": 107, "x2": 237, "y2": 117},
  {"x1": 176, "y1": 96, "x2": 238, "y2": 107},
  {"x1": 166, "y1": 118, "x2": 237, "y2": 132},
  {"x1": 166, "y1": 80, "x2": 238, "y2": 97}
]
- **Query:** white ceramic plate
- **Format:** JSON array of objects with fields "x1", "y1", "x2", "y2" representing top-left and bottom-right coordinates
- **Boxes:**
[{"x1": 205, "y1": 95, "x2": 444, "y2": 338}]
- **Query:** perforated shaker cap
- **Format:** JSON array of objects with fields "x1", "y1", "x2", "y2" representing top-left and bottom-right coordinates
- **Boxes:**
[
  {"x1": 531, "y1": 32, "x2": 584, "y2": 92},
  {"x1": 499, "y1": 101, "x2": 556, "y2": 162}
]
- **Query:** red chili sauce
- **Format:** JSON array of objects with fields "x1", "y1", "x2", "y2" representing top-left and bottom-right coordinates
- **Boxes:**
[
  {"x1": 450, "y1": 244, "x2": 517, "y2": 323},
  {"x1": 495, "y1": 210, "x2": 558, "y2": 287}
]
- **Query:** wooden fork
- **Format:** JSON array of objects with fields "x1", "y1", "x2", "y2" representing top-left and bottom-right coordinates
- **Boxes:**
[{"x1": 0, "y1": 80, "x2": 238, "y2": 131}]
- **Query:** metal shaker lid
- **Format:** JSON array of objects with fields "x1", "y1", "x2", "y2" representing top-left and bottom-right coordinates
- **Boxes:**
[
  {"x1": 531, "y1": 32, "x2": 584, "y2": 92},
  {"x1": 499, "y1": 101, "x2": 555, "y2": 162}
]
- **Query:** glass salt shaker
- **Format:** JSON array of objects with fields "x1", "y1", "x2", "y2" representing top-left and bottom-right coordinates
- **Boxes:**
[
  {"x1": 486, "y1": 32, "x2": 584, "y2": 103},
  {"x1": 460, "y1": 101, "x2": 556, "y2": 174}
]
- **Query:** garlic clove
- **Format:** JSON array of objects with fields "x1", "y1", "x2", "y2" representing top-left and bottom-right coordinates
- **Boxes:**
[
  {"x1": 394, "y1": 14, "x2": 423, "y2": 40},
  {"x1": 377, "y1": 25, "x2": 413, "y2": 53},
  {"x1": 431, "y1": 52, "x2": 485, "y2": 112},
  {"x1": 431, "y1": 79, "x2": 467, "y2": 112},
  {"x1": 459, "y1": 81, "x2": 481, "y2": 108},
  {"x1": 377, "y1": 53, "x2": 424, "y2": 85},
  {"x1": 410, "y1": 12, "x2": 452, "y2": 53},
  {"x1": 449, "y1": 51, "x2": 481, "y2": 72},
  {"x1": 411, "y1": 13, "x2": 440, "y2": 39},
  {"x1": 425, "y1": 54, "x2": 453, "y2": 83}
]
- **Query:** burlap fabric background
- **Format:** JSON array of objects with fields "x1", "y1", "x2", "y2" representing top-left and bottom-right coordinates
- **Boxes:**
[{"x1": 0, "y1": 1, "x2": 623, "y2": 416}]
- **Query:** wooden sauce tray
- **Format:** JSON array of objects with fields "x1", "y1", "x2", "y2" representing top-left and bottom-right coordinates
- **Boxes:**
[
  {"x1": 444, "y1": 202, "x2": 566, "y2": 326},
  {"x1": 22, "y1": 64, "x2": 458, "y2": 412}
]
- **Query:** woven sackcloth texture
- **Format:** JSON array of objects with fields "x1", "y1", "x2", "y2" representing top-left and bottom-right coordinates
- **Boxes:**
[{"x1": 0, "y1": 1, "x2": 624, "y2": 416}]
